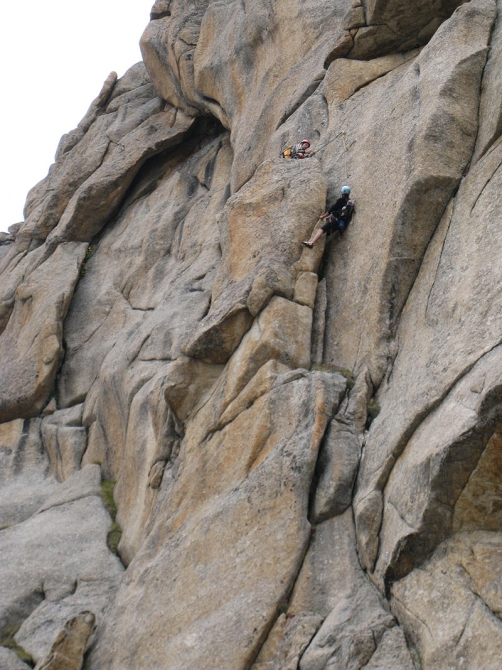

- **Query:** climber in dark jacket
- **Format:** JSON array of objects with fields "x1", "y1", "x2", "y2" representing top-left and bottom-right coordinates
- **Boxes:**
[{"x1": 302, "y1": 186, "x2": 354, "y2": 247}]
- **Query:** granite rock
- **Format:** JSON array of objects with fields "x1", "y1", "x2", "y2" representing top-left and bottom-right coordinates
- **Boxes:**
[{"x1": 1, "y1": 1, "x2": 502, "y2": 668}]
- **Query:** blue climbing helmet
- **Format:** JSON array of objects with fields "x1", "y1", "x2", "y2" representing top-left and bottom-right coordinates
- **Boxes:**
[{"x1": 341, "y1": 185, "x2": 351, "y2": 195}]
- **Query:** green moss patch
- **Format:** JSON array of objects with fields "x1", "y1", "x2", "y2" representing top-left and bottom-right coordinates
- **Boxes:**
[
  {"x1": 367, "y1": 400, "x2": 380, "y2": 421},
  {"x1": 277, "y1": 599, "x2": 289, "y2": 615},
  {"x1": 366, "y1": 399, "x2": 381, "y2": 429},
  {"x1": 311, "y1": 364, "x2": 355, "y2": 390},
  {"x1": 79, "y1": 245, "x2": 93, "y2": 278},
  {"x1": 100, "y1": 480, "x2": 122, "y2": 556},
  {"x1": 0, "y1": 624, "x2": 34, "y2": 666}
]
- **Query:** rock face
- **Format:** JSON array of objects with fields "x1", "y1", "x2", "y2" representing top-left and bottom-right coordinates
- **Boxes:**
[{"x1": 2, "y1": 0, "x2": 502, "y2": 668}]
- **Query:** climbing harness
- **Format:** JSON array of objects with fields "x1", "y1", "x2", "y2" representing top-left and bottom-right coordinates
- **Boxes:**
[{"x1": 281, "y1": 140, "x2": 312, "y2": 159}]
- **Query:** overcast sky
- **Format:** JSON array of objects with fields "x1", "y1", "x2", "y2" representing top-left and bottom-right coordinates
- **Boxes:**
[{"x1": 0, "y1": 0, "x2": 154, "y2": 232}]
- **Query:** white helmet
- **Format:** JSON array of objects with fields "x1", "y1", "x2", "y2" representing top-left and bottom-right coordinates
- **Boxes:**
[{"x1": 341, "y1": 185, "x2": 351, "y2": 194}]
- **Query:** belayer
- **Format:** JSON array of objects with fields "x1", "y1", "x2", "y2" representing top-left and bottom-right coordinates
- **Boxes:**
[
  {"x1": 281, "y1": 139, "x2": 316, "y2": 159},
  {"x1": 303, "y1": 186, "x2": 354, "y2": 247}
]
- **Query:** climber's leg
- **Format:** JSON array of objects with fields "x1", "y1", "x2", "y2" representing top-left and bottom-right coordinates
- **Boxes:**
[
  {"x1": 303, "y1": 215, "x2": 337, "y2": 247},
  {"x1": 303, "y1": 227, "x2": 325, "y2": 248}
]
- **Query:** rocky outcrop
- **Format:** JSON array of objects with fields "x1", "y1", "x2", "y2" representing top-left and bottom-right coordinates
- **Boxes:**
[
  {"x1": 91, "y1": 370, "x2": 344, "y2": 669},
  {"x1": 0, "y1": 439, "x2": 123, "y2": 665},
  {"x1": 2, "y1": 0, "x2": 502, "y2": 668},
  {"x1": 34, "y1": 611, "x2": 95, "y2": 670},
  {"x1": 352, "y1": 4, "x2": 502, "y2": 578},
  {"x1": 392, "y1": 531, "x2": 502, "y2": 669}
]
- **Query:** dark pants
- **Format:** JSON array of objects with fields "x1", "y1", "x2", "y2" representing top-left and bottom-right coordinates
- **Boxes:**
[{"x1": 321, "y1": 216, "x2": 345, "y2": 237}]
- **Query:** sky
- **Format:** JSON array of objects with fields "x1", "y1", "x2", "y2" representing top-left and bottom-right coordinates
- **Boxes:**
[{"x1": 0, "y1": 0, "x2": 154, "y2": 232}]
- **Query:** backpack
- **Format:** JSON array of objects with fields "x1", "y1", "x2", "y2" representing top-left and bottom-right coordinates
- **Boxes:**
[
  {"x1": 281, "y1": 146, "x2": 293, "y2": 159},
  {"x1": 340, "y1": 201, "x2": 354, "y2": 223}
]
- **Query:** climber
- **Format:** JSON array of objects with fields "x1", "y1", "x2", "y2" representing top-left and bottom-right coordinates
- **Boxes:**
[
  {"x1": 281, "y1": 139, "x2": 316, "y2": 159},
  {"x1": 302, "y1": 186, "x2": 354, "y2": 248}
]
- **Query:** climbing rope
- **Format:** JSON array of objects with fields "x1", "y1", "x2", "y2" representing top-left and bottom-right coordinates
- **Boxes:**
[
  {"x1": 316, "y1": 130, "x2": 350, "y2": 181},
  {"x1": 315, "y1": 130, "x2": 346, "y2": 152},
  {"x1": 341, "y1": 131, "x2": 349, "y2": 182}
]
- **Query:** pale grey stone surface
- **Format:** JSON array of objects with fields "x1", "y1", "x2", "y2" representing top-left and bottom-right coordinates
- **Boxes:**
[
  {"x1": 324, "y1": 0, "x2": 495, "y2": 388},
  {"x1": 0, "y1": 63, "x2": 194, "y2": 425},
  {"x1": 41, "y1": 405, "x2": 88, "y2": 481},
  {"x1": 392, "y1": 532, "x2": 502, "y2": 670},
  {"x1": 182, "y1": 158, "x2": 327, "y2": 364},
  {"x1": 271, "y1": 614, "x2": 323, "y2": 670},
  {"x1": 355, "y1": 111, "x2": 502, "y2": 577},
  {"x1": 373, "y1": 345, "x2": 502, "y2": 586},
  {"x1": 0, "y1": 243, "x2": 87, "y2": 423},
  {"x1": 473, "y1": 0, "x2": 502, "y2": 161},
  {"x1": 310, "y1": 278, "x2": 326, "y2": 366},
  {"x1": 0, "y1": 419, "x2": 53, "y2": 528},
  {"x1": 292, "y1": 512, "x2": 414, "y2": 670},
  {"x1": 312, "y1": 419, "x2": 361, "y2": 523},
  {"x1": 0, "y1": 647, "x2": 31, "y2": 670},
  {"x1": 4, "y1": 490, "x2": 123, "y2": 664},
  {"x1": 0, "y1": 457, "x2": 122, "y2": 664},
  {"x1": 352, "y1": 0, "x2": 464, "y2": 58}
]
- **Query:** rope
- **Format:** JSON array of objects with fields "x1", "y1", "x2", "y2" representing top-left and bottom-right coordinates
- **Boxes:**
[
  {"x1": 341, "y1": 132, "x2": 349, "y2": 182},
  {"x1": 316, "y1": 130, "x2": 350, "y2": 181},
  {"x1": 315, "y1": 130, "x2": 346, "y2": 152}
]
